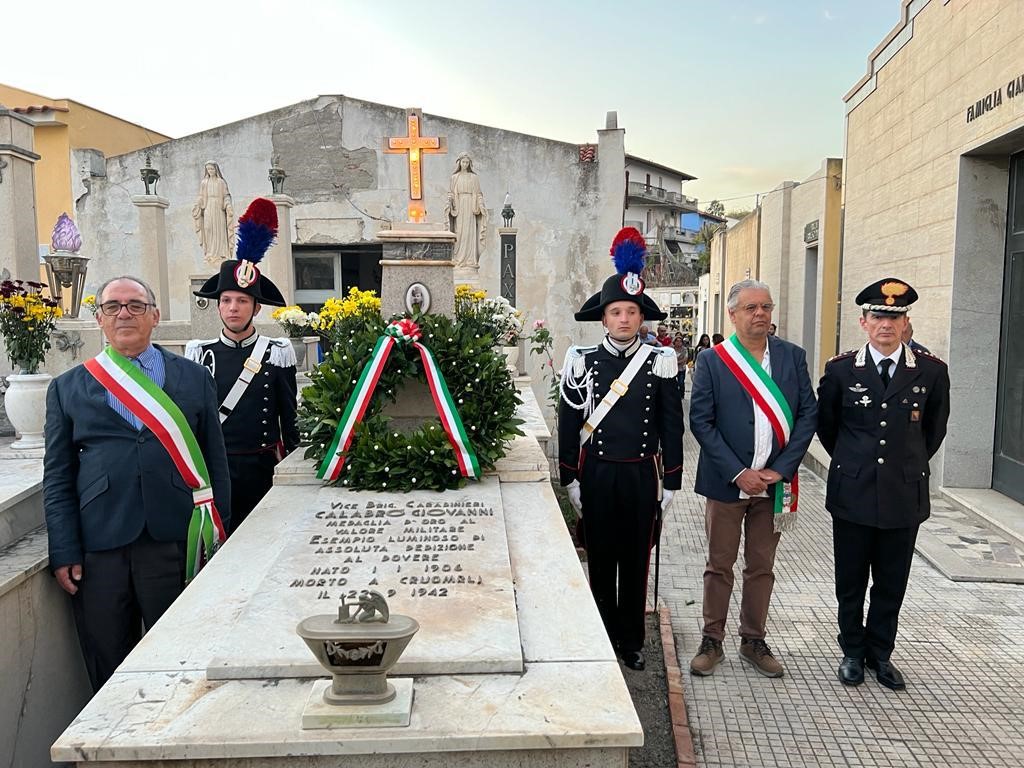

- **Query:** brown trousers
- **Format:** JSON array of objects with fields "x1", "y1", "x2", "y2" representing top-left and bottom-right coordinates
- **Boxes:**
[{"x1": 701, "y1": 496, "x2": 781, "y2": 642}]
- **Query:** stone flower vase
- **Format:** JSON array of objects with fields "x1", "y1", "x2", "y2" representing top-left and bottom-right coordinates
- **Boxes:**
[
  {"x1": 296, "y1": 592, "x2": 419, "y2": 706},
  {"x1": 501, "y1": 345, "x2": 519, "y2": 374},
  {"x1": 4, "y1": 371, "x2": 52, "y2": 452},
  {"x1": 289, "y1": 337, "x2": 307, "y2": 370}
]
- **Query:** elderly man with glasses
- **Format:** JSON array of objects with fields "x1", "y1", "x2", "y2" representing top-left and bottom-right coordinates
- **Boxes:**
[
  {"x1": 43, "y1": 275, "x2": 230, "y2": 691},
  {"x1": 688, "y1": 279, "x2": 817, "y2": 679}
]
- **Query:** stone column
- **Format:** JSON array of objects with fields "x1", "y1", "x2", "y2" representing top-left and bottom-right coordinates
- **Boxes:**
[
  {"x1": 498, "y1": 227, "x2": 517, "y2": 305},
  {"x1": 377, "y1": 223, "x2": 456, "y2": 318},
  {"x1": 131, "y1": 195, "x2": 171, "y2": 317},
  {"x1": 0, "y1": 108, "x2": 41, "y2": 281},
  {"x1": 266, "y1": 194, "x2": 295, "y2": 304}
]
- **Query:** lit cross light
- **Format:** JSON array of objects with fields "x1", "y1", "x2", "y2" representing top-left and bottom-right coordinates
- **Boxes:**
[{"x1": 383, "y1": 108, "x2": 447, "y2": 223}]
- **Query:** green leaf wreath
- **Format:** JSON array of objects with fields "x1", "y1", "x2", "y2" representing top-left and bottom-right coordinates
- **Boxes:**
[{"x1": 299, "y1": 309, "x2": 524, "y2": 492}]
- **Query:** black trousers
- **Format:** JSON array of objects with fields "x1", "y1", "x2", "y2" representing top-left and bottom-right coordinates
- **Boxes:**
[
  {"x1": 72, "y1": 529, "x2": 184, "y2": 691},
  {"x1": 832, "y1": 516, "x2": 918, "y2": 662},
  {"x1": 579, "y1": 457, "x2": 659, "y2": 652},
  {"x1": 227, "y1": 452, "x2": 277, "y2": 535}
]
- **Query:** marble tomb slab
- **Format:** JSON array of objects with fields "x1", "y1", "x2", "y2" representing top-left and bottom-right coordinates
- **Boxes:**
[
  {"x1": 207, "y1": 477, "x2": 522, "y2": 679},
  {"x1": 51, "y1": 661, "x2": 640, "y2": 762}
]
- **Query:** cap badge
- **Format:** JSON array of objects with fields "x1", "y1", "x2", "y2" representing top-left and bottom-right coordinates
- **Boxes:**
[
  {"x1": 621, "y1": 272, "x2": 644, "y2": 296},
  {"x1": 235, "y1": 260, "x2": 259, "y2": 289},
  {"x1": 881, "y1": 281, "x2": 908, "y2": 306}
]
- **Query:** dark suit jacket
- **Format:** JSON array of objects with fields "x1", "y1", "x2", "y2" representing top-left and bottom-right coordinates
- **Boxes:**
[
  {"x1": 43, "y1": 345, "x2": 231, "y2": 569},
  {"x1": 817, "y1": 344, "x2": 950, "y2": 528},
  {"x1": 689, "y1": 335, "x2": 818, "y2": 502}
]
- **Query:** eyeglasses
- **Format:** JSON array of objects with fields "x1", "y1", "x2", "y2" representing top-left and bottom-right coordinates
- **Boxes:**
[
  {"x1": 739, "y1": 303, "x2": 775, "y2": 314},
  {"x1": 98, "y1": 300, "x2": 154, "y2": 316}
]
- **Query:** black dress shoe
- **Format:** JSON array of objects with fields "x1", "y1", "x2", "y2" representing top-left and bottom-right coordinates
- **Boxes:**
[
  {"x1": 838, "y1": 656, "x2": 865, "y2": 686},
  {"x1": 865, "y1": 657, "x2": 906, "y2": 690},
  {"x1": 621, "y1": 650, "x2": 645, "y2": 671}
]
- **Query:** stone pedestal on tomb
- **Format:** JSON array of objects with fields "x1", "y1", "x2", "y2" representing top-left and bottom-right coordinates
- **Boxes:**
[{"x1": 378, "y1": 223, "x2": 456, "y2": 318}]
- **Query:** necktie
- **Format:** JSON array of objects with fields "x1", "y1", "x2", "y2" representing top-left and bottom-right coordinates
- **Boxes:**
[{"x1": 879, "y1": 358, "x2": 893, "y2": 387}]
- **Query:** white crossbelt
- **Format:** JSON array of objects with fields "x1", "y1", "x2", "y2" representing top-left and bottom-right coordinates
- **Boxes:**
[
  {"x1": 218, "y1": 335, "x2": 271, "y2": 424},
  {"x1": 580, "y1": 343, "x2": 655, "y2": 446}
]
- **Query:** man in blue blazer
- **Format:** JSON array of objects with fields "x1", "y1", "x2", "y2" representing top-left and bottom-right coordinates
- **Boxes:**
[
  {"x1": 44, "y1": 276, "x2": 230, "y2": 691},
  {"x1": 688, "y1": 280, "x2": 816, "y2": 678}
]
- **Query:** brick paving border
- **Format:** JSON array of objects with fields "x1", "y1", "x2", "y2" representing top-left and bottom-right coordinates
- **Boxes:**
[{"x1": 659, "y1": 602, "x2": 697, "y2": 768}]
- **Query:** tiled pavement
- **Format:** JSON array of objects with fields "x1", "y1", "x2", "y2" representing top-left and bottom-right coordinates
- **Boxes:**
[{"x1": 654, "y1": 426, "x2": 1024, "y2": 768}]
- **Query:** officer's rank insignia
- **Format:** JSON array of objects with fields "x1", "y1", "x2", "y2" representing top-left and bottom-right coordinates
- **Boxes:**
[
  {"x1": 849, "y1": 383, "x2": 868, "y2": 393},
  {"x1": 857, "y1": 395, "x2": 872, "y2": 407}
]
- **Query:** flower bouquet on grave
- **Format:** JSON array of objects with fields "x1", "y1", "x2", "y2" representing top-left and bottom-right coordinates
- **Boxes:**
[
  {"x1": 271, "y1": 305, "x2": 316, "y2": 338},
  {"x1": 0, "y1": 279, "x2": 63, "y2": 373}
]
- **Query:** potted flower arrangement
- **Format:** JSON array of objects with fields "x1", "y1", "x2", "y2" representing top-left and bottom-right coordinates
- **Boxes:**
[
  {"x1": 1, "y1": 279, "x2": 63, "y2": 451},
  {"x1": 270, "y1": 305, "x2": 316, "y2": 368},
  {"x1": 454, "y1": 285, "x2": 524, "y2": 371}
]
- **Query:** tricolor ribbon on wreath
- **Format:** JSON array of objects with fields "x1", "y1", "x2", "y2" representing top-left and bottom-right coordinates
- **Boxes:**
[
  {"x1": 713, "y1": 333, "x2": 799, "y2": 532},
  {"x1": 83, "y1": 347, "x2": 226, "y2": 582},
  {"x1": 316, "y1": 319, "x2": 481, "y2": 482}
]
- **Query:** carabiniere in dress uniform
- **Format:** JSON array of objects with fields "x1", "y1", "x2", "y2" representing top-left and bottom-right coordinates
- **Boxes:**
[
  {"x1": 188, "y1": 198, "x2": 300, "y2": 535},
  {"x1": 558, "y1": 226, "x2": 684, "y2": 672}
]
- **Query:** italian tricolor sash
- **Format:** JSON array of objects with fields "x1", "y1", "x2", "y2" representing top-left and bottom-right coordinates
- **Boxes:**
[
  {"x1": 317, "y1": 320, "x2": 481, "y2": 482},
  {"x1": 83, "y1": 347, "x2": 226, "y2": 582},
  {"x1": 713, "y1": 334, "x2": 799, "y2": 532}
]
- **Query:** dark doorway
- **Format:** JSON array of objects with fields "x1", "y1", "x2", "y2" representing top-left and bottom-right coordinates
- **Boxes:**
[
  {"x1": 293, "y1": 244, "x2": 382, "y2": 313},
  {"x1": 993, "y1": 152, "x2": 1024, "y2": 503}
]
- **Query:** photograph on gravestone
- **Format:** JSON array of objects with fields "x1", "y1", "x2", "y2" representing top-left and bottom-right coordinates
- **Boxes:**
[{"x1": 404, "y1": 282, "x2": 431, "y2": 314}]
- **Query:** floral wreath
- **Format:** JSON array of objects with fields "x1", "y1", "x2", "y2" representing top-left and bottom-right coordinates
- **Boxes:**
[{"x1": 299, "y1": 307, "x2": 523, "y2": 492}]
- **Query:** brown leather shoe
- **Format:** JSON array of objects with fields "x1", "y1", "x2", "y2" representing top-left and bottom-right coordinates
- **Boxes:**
[
  {"x1": 739, "y1": 638, "x2": 784, "y2": 678},
  {"x1": 690, "y1": 636, "x2": 724, "y2": 676}
]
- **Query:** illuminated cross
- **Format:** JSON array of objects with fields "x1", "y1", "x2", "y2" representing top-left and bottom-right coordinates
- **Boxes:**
[{"x1": 383, "y1": 108, "x2": 447, "y2": 223}]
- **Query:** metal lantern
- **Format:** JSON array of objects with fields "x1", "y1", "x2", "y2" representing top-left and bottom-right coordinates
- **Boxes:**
[{"x1": 44, "y1": 213, "x2": 89, "y2": 318}]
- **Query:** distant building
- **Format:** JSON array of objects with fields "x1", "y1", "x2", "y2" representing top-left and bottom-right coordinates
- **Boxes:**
[
  {"x1": 623, "y1": 155, "x2": 699, "y2": 286},
  {"x1": 0, "y1": 83, "x2": 170, "y2": 251},
  {"x1": 702, "y1": 158, "x2": 841, "y2": 375}
]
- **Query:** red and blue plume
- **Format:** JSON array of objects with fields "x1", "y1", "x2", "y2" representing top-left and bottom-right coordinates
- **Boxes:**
[
  {"x1": 235, "y1": 198, "x2": 278, "y2": 265},
  {"x1": 610, "y1": 227, "x2": 646, "y2": 276}
]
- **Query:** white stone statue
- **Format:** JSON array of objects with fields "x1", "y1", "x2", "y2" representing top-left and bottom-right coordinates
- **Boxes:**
[
  {"x1": 191, "y1": 161, "x2": 236, "y2": 264},
  {"x1": 443, "y1": 153, "x2": 487, "y2": 268}
]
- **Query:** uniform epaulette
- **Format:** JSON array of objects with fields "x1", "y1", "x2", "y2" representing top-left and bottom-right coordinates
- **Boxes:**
[
  {"x1": 827, "y1": 349, "x2": 857, "y2": 363},
  {"x1": 562, "y1": 344, "x2": 598, "y2": 376},
  {"x1": 267, "y1": 336, "x2": 298, "y2": 368},
  {"x1": 651, "y1": 346, "x2": 678, "y2": 378},
  {"x1": 916, "y1": 349, "x2": 947, "y2": 366},
  {"x1": 184, "y1": 338, "x2": 218, "y2": 364}
]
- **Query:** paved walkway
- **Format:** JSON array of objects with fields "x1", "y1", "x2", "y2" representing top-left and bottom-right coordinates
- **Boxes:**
[{"x1": 655, "y1": 426, "x2": 1024, "y2": 768}]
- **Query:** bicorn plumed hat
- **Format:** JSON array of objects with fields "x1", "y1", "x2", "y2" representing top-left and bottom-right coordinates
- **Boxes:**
[
  {"x1": 193, "y1": 198, "x2": 286, "y2": 307},
  {"x1": 574, "y1": 227, "x2": 666, "y2": 321}
]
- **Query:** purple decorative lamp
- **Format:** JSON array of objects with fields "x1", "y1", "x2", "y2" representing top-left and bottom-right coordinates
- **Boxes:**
[{"x1": 43, "y1": 213, "x2": 90, "y2": 318}]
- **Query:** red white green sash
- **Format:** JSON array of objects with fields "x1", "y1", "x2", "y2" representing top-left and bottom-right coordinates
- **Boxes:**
[
  {"x1": 713, "y1": 334, "x2": 799, "y2": 531},
  {"x1": 83, "y1": 346, "x2": 226, "y2": 581},
  {"x1": 317, "y1": 320, "x2": 481, "y2": 482}
]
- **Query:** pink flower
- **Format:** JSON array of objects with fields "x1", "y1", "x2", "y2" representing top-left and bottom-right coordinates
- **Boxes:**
[{"x1": 533, "y1": 319, "x2": 546, "y2": 330}]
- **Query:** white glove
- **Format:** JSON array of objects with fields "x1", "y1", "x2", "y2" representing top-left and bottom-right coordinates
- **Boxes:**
[
  {"x1": 567, "y1": 480, "x2": 582, "y2": 515},
  {"x1": 660, "y1": 489, "x2": 675, "y2": 512}
]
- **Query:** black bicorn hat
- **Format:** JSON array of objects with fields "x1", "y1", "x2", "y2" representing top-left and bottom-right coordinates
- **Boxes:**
[
  {"x1": 574, "y1": 227, "x2": 667, "y2": 322},
  {"x1": 193, "y1": 198, "x2": 287, "y2": 307},
  {"x1": 855, "y1": 277, "x2": 918, "y2": 314}
]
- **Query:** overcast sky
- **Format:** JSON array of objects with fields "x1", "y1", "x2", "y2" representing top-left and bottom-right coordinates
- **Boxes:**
[{"x1": 3, "y1": 0, "x2": 900, "y2": 207}]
